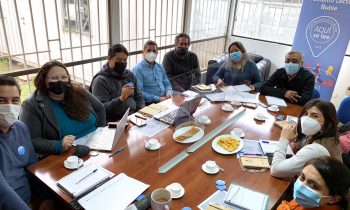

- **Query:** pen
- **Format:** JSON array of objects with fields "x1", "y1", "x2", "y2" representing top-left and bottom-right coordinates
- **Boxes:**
[
  {"x1": 76, "y1": 169, "x2": 98, "y2": 184},
  {"x1": 109, "y1": 146, "x2": 126, "y2": 158},
  {"x1": 135, "y1": 114, "x2": 147, "y2": 120},
  {"x1": 258, "y1": 102, "x2": 267, "y2": 108},
  {"x1": 261, "y1": 140, "x2": 269, "y2": 143}
]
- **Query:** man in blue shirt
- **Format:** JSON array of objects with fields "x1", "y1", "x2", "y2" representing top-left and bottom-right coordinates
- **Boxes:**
[{"x1": 132, "y1": 40, "x2": 173, "y2": 104}]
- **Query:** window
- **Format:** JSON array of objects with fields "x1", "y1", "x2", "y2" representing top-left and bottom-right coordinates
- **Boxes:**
[
  {"x1": 232, "y1": 0, "x2": 302, "y2": 44},
  {"x1": 63, "y1": 0, "x2": 90, "y2": 33}
]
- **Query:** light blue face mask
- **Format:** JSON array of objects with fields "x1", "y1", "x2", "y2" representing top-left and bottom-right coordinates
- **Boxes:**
[
  {"x1": 293, "y1": 178, "x2": 331, "y2": 208},
  {"x1": 285, "y1": 62, "x2": 300, "y2": 75},
  {"x1": 230, "y1": 51, "x2": 242, "y2": 62}
]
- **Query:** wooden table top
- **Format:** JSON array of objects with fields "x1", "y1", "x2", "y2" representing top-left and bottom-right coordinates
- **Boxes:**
[{"x1": 28, "y1": 95, "x2": 302, "y2": 210}]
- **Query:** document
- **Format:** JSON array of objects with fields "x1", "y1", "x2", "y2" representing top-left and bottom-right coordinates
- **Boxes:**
[
  {"x1": 198, "y1": 190, "x2": 231, "y2": 210},
  {"x1": 132, "y1": 118, "x2": 170, "y2": 137},
  {"x1": 265, "y1": 96, "x2": 287, "y2": 107},
  {"x1": 78, "y1": 173, "x2": 150, "y2": 210},
  {"x1": 57, "y1": 164, "x2": 114, "y2": 198},
  {"x1": 259, "y1": 140, "x2": 294, "y2": 157},
  {"x1": 224, "y1": 183, "x2": 269, "y2": 210},
  {"x1": 241, "y1": 139, "x2": 264, "y2": 156}
]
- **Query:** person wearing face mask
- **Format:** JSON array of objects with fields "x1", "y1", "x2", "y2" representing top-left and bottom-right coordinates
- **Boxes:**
[
  {"x1": 212, "y1": 41, "x2": 262, "y2": 91},
  {"x1": 20, "y1": 61, "x2": 106, "y2": 155},
  {"x1": 261, "y1": 51, "x2": 315, "y2": 105},
  {"x1": 277, "y1": 156, "x2": 350, "y2": 210},
  {"x1": 162, "y1": 33, "x2": 201, "y2": 92},
  {"x1": 132, "y1": 40, "x2": 173, "y2": 104},
  {"x1": 271, "y1": 99, "x2": 342, "y2": 178},
  {"x1": 90, "y1": 44, "x2": 145, "y2": 122}
]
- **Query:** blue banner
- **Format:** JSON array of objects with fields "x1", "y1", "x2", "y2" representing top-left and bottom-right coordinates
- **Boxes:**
[{"x1": 292, "y1": 1, "x2": 350, "y2": 100}]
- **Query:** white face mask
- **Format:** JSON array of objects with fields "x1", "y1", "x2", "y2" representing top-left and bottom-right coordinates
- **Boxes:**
[
  {"x1": 144, "y1": 52, "x2": 157, "y2": 63},
  {"x1": 301, "y1": 116, "x2": 321, "y2": 136},
  {"x1": 0, "y1": 104, "x2": 21, "y2": 127}
]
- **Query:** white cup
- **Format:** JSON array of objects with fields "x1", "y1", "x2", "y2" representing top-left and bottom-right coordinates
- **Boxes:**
[
  {"x1": 147, "y1": 139, "x2": 159, "y2": 149},
  {"x1": 205, "y1": 160, "x2": 218, "y2": 172},
  {"x1": 233, "y1": 128, "x2": 243, "y2": 136},
  {"x1": 169, "y1": 183, "x2": 182, "y2": 197},
  {"x1": 199, "y1": 115, "x2": 209, "y2": 123},
  {"x1": 66, "y1": 156, "x2": 79, "y2": 168},
  {"x1": 270, "y1": 105, "x2": 278, "y2": 111}
]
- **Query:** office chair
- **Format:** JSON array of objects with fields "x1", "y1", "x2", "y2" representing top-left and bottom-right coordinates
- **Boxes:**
[{"x1": 338, "y1": 96, "x2": 350, "y2": 124}]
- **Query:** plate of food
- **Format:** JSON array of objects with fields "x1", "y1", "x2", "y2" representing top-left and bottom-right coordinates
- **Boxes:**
[
  {"x1": 212, "y1": 134, "x2": 244, "y2": 154},
  {"x1": 173, "y1": 126, "x2": 204, "y2": 143}
]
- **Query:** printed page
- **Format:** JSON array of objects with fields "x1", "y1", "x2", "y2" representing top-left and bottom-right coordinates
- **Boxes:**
[
  {"x1": 132, "y1": 118, "x2": 170, "y2": 137},
  {"x1": 225, "y1": 184, "x2": 268, "y2": 210},
  {"x1": 259, "y1": 140, "x2": 294, "y2": 156},
  {"x1": 265, "y1": 96, "x2": 287, "y2": 107}
]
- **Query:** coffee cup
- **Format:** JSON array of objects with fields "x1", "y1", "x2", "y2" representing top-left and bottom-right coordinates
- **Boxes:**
[
  {"x1": 147, "y1": 139, "x2": 159, "y2": 149},
  {"x1": 199, "y1": 115, "x2": 209, "y2": 123},
  {"x1": 151, "y1": 188, "x2": 172, "y2": 210},
  {"x1": 270, "y1": 105, "x2": 278, "y2": 111},
  {"x1": 66, "y1": 156, "x2": 79, "y2": 168},
  {"x1": 205, "y1": 160, "x2": 218, "y2": 172},
  {"x1": 233, "y1": 128, "x2": 243, "y2": 136},
  {"x1": 168, "y1": 183, "x2": 182, "y2": 197}
]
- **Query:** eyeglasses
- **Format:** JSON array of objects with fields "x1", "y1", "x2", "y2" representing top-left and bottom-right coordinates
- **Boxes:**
[
  {"x1": 47, "y1": 75, "x2": 69, "y2": 81},
  {"x1": 285, "y1": 59, "x2": 300, "y2": 64}
]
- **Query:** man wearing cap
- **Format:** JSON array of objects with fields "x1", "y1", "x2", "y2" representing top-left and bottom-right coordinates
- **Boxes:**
[
  {"x1": 132, "y1": 40, "x2": 173, "y2": 104},
  {"x1": 162, "y1": 33, "x2": 201, "y2": 92},
  {"x1": 91, "y1": 44, "x2": 145, "y2": 122}
]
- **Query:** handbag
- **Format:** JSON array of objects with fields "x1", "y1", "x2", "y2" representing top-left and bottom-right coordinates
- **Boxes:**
[{"x1": 339, "y1": 131, "x2": 350, "y2": 154}]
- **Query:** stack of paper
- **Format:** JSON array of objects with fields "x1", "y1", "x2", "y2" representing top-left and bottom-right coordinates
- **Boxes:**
[
  {"x1": 265, "y1": 96, "x2": 287, "y2": 107},
  {"x1": 138, "y1": 103, "x2": 168, "y2": 117},
  {"x1": 259, "y1": 140, "x2": 294, "y2": 157}
]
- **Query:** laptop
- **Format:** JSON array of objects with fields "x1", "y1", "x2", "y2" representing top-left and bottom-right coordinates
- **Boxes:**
[
  {"x1": 154, "y1": 97, "x2": 202, "y2": 126},
  {"x1": 74, "y1": 108, "x2": 129, "y2": 151}
]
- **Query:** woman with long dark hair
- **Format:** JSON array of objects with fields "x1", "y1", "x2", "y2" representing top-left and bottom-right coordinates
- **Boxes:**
[
  {"x1": 20, "y1": 61, "x2": 106, "y2": 155},
  {"x1": 271, "y1": 99, "x2": 342, "y2": 178}
]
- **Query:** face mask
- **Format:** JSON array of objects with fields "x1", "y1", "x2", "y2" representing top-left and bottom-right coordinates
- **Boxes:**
[
  {"x1": 113, "y1": 62, "x2": 127, "y2": 74},
  {"x1": 48, "y1": 81, "x2": 69, "y2": 95},
  {"x1": 230, "y1": 51, "x2": 242, "y2": 62},
  {"x1": 144, "y1": 52, "x2": 157, "y2": 63},
  {"x1": 293, "y1": 179, "x2": 331, "y2": 208},
  {"x1": 0, "y1": 104, "x2": 20, "y2": 127},
  {"x1": 176, "y1": 47, "x2": 188, "y2": 56},
  {"x1": 285, "y1": 63, "x2": 300, "y2": 75},
  {"x1": 301, "y1": 116, "x2": 321, "y2": 136}
]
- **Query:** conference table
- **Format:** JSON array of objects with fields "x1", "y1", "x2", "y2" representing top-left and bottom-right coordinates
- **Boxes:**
[{"x1": 27, "y1": 94, "x2": 302, "y2": 210}]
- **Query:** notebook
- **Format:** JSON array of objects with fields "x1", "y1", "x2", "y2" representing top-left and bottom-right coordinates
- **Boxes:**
[
  {"x1": 224, "y1": 183, "x2": 269, "y2": 210},
  {"x1": 265, "y1": 96, "x2": 287, "y2": 107},
  {"x1": 259, "y1": 140, "x2": 294, "y2": 157},
  {"x1": 138, "y1": 103, "x2": 168, "y2": 117},
  {"x1": 74, "y1": 108, "x2": 129, "y2": 151},
  {"x1": 239, "y1": 156, "x2": 270, "y2": 169},
  {"x1": 57, "y1": 164, "x2": 114, "y2": 198}
]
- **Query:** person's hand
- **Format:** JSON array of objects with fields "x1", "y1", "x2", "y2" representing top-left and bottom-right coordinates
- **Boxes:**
[
  {"x1": 280, "y1": 124, "x2": 297, "y2": 141},
  {"x1": 249, "y1": 85, "x2": 256, "y2": 91},
  {"x1": 216, "y1": 79, "x2": 224, "y2": 87},
  {"x1": 62, "y1": 135, "x2": 75, "y2": 152},
  {"x1": 284, "y1": 90, "x2": 301, "y2": 102},
  {"x1": 120, "y1": 85, "x2": 134, "y2": 102},
  {"x1": 165, "y1": 92, "x2": 173, "y2": 98}
]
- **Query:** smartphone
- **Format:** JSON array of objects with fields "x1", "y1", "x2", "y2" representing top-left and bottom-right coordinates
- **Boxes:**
[{"x1": 129, "y1": 116, "x2": 147, "y2": 127}]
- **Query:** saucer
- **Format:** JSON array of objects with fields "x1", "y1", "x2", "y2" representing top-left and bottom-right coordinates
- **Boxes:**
[
  {"x1": 267, "y1": 107, "x2": 279, "y2": 112},
  {"x1": 145, "y1": 142, "x2": 161, "y2": 150},
  {"x1": 222, "y1": 105, "x2": 234, "y2": 112},
  {"x1": 64, "y1": 158, "x2": 83, "y2": 169},
  {"x1": 198, "y1": 118, "x2": 211, "y2": 125},
  {"x1": 165, "y1": 184, "x2": 185, "y2": 199},
  {"x1": 254, "y1": 115, "x2": 267, "y2": 121},
  {"x1": 202, "y1": 163, "x2": 219, "y2": 174},
  {"x1": 230, "y1": 130, "x2": 245, "y2": 138}
]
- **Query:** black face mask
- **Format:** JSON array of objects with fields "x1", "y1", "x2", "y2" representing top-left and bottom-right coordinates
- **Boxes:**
[
  {"x1": 176, "y1": 47, "x2": 188, "y2": 56},
  {"x1": 48, "y1": 81, "x2": 69, "y2": 95},
  {"x1": 113, "y1": 62, "x2": 127, "y2": 74}
]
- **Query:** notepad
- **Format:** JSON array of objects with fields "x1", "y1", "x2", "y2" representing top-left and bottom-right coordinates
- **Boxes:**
[
  {"x1": 239, "y1": 156, "x2": 270, "y2": 169},
  {"x1": 138, "y1": 103, "x2": 168, "y2": 117},
  {"x1": 57, "y1": 164, "x2": 114, "y2": 198},
  {"x1": 224, "y1": 183, "x2": 269, "y2": 210},
  {"x1": 259, "y1": 140, "x2": 294, "y2": 157},
  {"x1": 265, "y1": 96, "x2": 287, "y2": 107}
]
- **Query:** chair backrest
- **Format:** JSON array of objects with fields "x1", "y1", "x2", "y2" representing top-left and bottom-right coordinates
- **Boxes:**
[
  {"x1": 311, "y1": 88, "x2": 320, "y2": 99},
  {"x1": 338, "y1": 96, "x2": 350, "y2": 124}
]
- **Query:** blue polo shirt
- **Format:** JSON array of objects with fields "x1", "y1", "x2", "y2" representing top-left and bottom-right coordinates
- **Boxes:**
[
  {"x1": 132, "y1": 59, "x2": 173, "y2": 103},
  {"x1": 0, "y1": 121, "x2": 37, "y2": 204}
]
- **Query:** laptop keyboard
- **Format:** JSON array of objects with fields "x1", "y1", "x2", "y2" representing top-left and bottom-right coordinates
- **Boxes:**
[{"x1": 159, "y1": 109, "x2": 178, "y2": 124}]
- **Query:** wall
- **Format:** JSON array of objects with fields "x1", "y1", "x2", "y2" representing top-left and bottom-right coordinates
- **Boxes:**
[{"x1": 227, "y1": 36, "x2": 350, "y2": 109}]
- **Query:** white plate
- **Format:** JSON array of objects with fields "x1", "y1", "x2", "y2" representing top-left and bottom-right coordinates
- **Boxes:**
[
  {"x1": 165, "y1": 184, "x2": 185, "y2": 199},
  {"x1": 211, "y1": 134, "x2": 244, "y2": 155},
  {"x1": 221, "y1": 105, "x2": 234, "y2": 112},
  {"x1": 64, "y1": 158, "x2": 83, "y2": 169},
  {"x1": 202, "y1": 164, "x2": 219, "y2": 174},
  {"x1": 173, "y1": 126, "x2": 205, "y2": 144},
  {"x1": 230, "y1": 130, "x2": 245, "y2": 138},
  {"x1": 145, "y1": 142, "x2": 161, "y2": 150},
  {"x1": 267, "y1": 107, "x2": 279, "y2": 112},
  {"x1": 198, "y1": 118, "x2": 211, "y2": 125}
]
